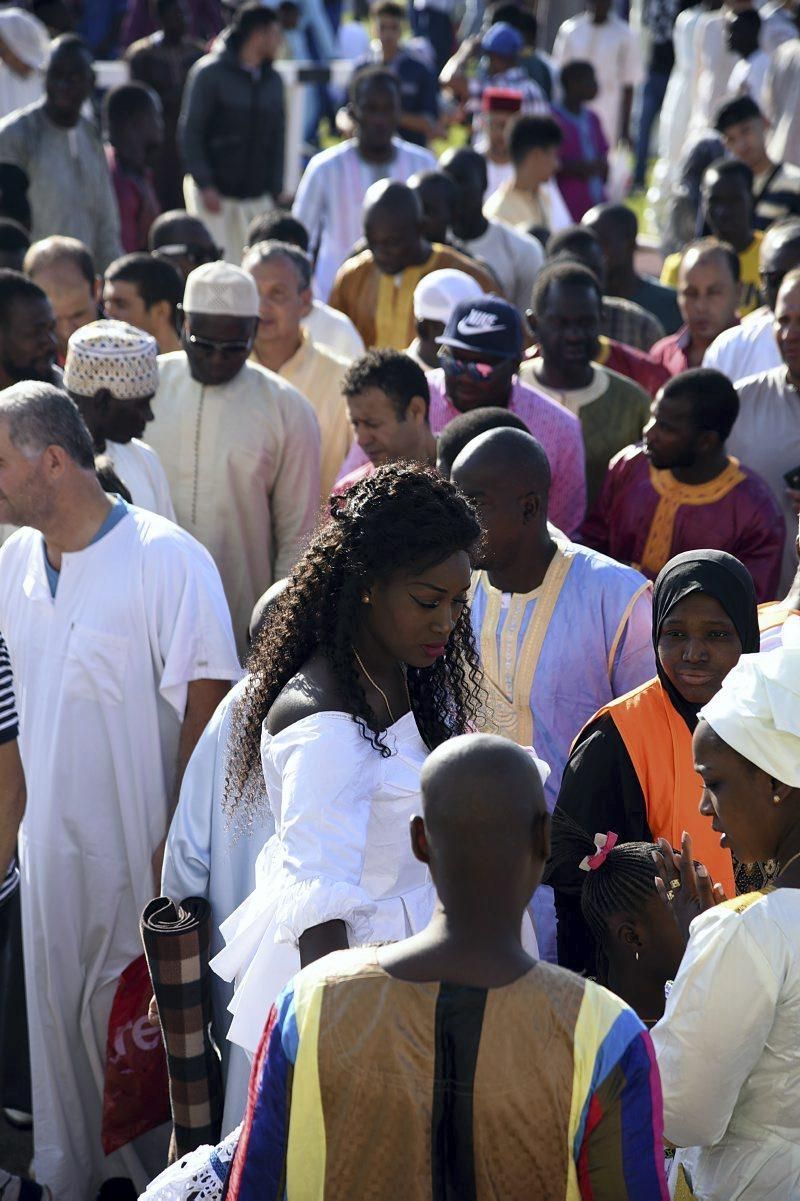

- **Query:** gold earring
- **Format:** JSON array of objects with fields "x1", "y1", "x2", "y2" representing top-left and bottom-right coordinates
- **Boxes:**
[
  {"x1": 362, "y1": 594, "x2": 370, "y2": 604},
  {"x1": 774, "y1": 793, "x2": 781, "y2": 805}
]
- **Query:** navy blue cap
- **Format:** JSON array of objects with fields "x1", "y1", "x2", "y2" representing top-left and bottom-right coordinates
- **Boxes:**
[
  {"x1": 436, "y1": 295, "x2": 523, "y2": 359},
  {"x1": 480, "y1": 21, "x2": 524, "y2": 57}
]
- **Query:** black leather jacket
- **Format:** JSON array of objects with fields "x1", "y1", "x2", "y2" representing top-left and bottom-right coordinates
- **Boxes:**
[{"x1": 178, "y1": 39, "x2": 285, "y2": 200}]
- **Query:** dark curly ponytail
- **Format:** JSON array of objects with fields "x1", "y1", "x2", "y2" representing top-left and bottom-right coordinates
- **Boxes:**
[{"x1": 224, "y1": 463, "x2": 486, "y2": 828}]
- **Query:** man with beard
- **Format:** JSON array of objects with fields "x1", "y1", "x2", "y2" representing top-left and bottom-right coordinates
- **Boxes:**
[
  {"x1": 0, "y1": 270, "x2": 60, "y2": 390},
  {"x1": 428, "y1": 294, "x2": 586, "y2": 533},
  {"x1": 146, "y1": 261, "x2": 320, "y2": 654},
  {"x1": 582, "y1": 368, "x2": 784, "y2": 600},
  {"x1": 521, "y1": 261, "x2": 650, "y2": 503},
  {"x1": 293, "y1": 67, "x2": 435, "y2": 301},
  {"x1": 0, "y1": 35, "x2": 121, "y2": 271},
  {"x1": 0, "y1": 382, "x2": 238, "y2": 1201}
]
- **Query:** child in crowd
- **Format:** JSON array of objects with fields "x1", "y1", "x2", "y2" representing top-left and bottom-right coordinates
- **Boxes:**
[{"x1": 552, "y1": 60, "x2": 608, "y2": 220}]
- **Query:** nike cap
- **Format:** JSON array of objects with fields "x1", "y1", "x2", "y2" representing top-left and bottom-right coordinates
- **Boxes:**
[{"x1": 436, "y1": 295, "x2": 523, "y2": 360}]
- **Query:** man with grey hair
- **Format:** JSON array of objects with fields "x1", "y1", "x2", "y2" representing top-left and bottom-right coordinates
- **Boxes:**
[
  {"x1": 0, "y1": 382, "x2": 240, "y2": 1201},
  {"x1": 147, "y1": 260, "x2": 321, "y2": 654},
  {"x1": 243, "y1": 240, "x2": 351, "y2": 499}
]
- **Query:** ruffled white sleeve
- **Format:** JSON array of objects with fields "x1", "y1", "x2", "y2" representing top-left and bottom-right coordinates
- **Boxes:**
[
  {"x1": 211, "y1": 713, "x2": 386, "y2": 1054},
  {"x1": 267, "y1": 714, "x2": 382, "y2": 943}
]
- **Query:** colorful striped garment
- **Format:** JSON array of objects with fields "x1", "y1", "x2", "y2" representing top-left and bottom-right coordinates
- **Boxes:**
[{"x1": 226, "y1": 947, "x2": 668, "y2": 1201}]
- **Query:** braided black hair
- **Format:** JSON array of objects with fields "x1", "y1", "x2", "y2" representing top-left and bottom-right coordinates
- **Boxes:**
[
  {"x1": 547, "y1": 810, "x2": 659, "y2": 981},
  {"x1": 224, "y1": 463, "x2": 485, "y2": 829}
]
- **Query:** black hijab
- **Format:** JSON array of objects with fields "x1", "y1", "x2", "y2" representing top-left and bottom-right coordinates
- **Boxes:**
[{"x1": 652, "y1": 550, "x2": 760, "y2": 731}]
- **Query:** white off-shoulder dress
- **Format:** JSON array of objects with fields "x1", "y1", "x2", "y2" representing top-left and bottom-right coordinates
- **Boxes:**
[{"x1": 211, "y1": 709, "x2": 438, "y2": 1056}]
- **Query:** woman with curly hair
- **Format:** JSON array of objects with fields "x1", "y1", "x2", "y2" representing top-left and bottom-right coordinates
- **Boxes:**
[{"x1": 211, "y1": 462, "x2": 492, "y2": 1059}]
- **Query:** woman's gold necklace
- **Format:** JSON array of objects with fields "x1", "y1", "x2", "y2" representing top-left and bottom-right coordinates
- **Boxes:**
[{"x1": 353, "y1": 648, "x2": 409, "y2": 725}]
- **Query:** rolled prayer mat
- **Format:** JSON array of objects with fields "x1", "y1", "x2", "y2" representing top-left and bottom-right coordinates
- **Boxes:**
[{"x1": 141, "y1": 896, "x2": 223, "y2": 1158}]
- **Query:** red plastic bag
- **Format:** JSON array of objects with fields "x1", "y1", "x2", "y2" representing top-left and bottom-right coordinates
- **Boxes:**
[{"x1": 101, "y1": 954, "x2": 171, "y2": 1154}]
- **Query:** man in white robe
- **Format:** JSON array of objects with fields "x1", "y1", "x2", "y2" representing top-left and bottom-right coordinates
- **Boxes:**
[
  {"x1": 64, "y1": 318, "x2": 175, "y2": 519},
  {"x1": 147, "y1": 262, "x2": 321, "y2": 655},
  {"x1": 0, "y1": 382, "x2": 240, "y2": 1201}
]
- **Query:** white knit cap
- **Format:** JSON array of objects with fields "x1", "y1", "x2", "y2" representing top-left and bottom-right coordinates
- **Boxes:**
[
  {"x1": 64, "y1": 320, "x2": 159, "y2": 400},
  {"x1": 413, "y1": 269, "x2": 486, "y2": 324},
  {"x1": 699, "y1": 617, "x2": 800, "y2": 786},
  {"x1": 0, "y1": 8, "x2": 49, "y2": 71},
  {"x1": 183, "y1": 261, "x2": 259, "y2": 318}
]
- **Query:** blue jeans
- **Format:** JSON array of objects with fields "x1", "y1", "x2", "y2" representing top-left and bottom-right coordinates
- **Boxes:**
[{"x1": 634, "y1": 68, "x2": 671, "y2": 187}]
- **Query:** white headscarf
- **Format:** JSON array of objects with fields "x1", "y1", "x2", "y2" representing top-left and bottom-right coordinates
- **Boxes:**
[
  {"x1": 0, "y1": 8, "x2": 49, "y2": 71},
  {"x1": 699, "y1": 617, "x2": 800, "y2": 786}
]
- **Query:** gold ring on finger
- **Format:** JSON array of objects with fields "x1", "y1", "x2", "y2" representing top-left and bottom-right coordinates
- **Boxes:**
[
  {"x1": 666, "y1": 889, "x2": 675, "y2": 902},
  {"x1": 669, "y1": 878, "x2": 681, "y2": 889}
]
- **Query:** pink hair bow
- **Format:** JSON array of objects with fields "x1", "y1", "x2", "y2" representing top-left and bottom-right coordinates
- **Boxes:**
[{"x1": 578, "y1": 831, "x2": 619, "y2": 872}]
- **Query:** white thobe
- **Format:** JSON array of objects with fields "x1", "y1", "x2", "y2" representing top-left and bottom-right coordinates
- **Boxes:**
[
  {"x1": 460, "y1": 220, "x2": 544, "y2": 313},
  {"x1": 552, "y1": 13, "x2": 644, "y2": 145},
  {"x1": 147, "y1": 353, "x2": 321, "y2": 656},
  {"x1": 0, "y1": 507, "x2": 240, "y2": 1201},
  {"x1": 0, "y1": 64, "x2": 42, "y2": 122},
  {"x1": 302, "y1": 299, "x2": 365, "y2": 361},
  {"x1": 292, "y1": 137, "x2": 436, "y2": 300},
  {"x1": 703, "y1": 308, "x2": 780, "y2": 383},
  {"x1": 161, "y1": 678, "x2": 272, "y2": 1135},
  {"x1": 693, "y1": 9, "x2": 738, "y2": 132},
  {"x1": 105, "y1": 437, "x2": 176, "y2": 520},
  {"x1": 274, "y1": 331, "x2": 352, "y2": 500}
]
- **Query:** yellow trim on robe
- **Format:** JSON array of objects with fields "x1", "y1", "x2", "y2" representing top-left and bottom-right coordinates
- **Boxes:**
[
  {"x1": 375, "y1": 259, "x2": 433, "y2": 350},
  {"x1": 286, "y1": 976, "x2": 326, "y2": 1199},
  {"x1": 717, "y1": 889, "x2": 770, "y2": 915},
  {"x1": 637, "y1": 458, "x2": 745, "y2": 579},
  {"x1": 565, "y1": 982, "x2": 629, "y2": 1201},
  {"x1": 606, "y1": 581, "x2": 652, "y2": 677},
  {"x1": 474, "y1": 541, "x2": 574, "y2": 745}
]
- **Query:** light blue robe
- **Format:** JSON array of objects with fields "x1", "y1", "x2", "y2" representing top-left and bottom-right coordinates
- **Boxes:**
[{"x1": 470, "y1": 541, "x2": 656, "y2": 961}]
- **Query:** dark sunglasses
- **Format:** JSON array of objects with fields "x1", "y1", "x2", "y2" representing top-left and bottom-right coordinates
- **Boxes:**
[
  {"x1": 438, "y1": 345, "x2": 512, "y2": 380},
  {"x1": 186, "y1": 332, "x2": 253, "y2": 356}
]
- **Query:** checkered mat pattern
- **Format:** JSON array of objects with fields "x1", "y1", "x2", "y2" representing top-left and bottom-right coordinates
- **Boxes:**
[{"x1": 141, "y1": 896, "x2": 223, "y2": 1158}]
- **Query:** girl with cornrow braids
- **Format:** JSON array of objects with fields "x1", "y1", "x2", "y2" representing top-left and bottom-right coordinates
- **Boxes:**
[
  {"x1": 212, "y1": 462, "x2": 492, "y2": 1058},
  {"x1": 545, "y1": 811, "x2": 685, "y2": 1025}
]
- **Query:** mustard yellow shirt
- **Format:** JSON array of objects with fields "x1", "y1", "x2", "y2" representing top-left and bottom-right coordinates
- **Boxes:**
[{"x1": 661, "y1": 231, "x2": 763, "y2": 316}]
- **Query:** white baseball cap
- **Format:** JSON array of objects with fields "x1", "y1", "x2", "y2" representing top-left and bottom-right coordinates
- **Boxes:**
[{"x1": 413, "y1": 269, "x2": 486, "y2": 325}]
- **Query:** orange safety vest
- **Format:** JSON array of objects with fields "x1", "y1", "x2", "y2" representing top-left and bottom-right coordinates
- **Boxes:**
[{"x1": 588, "y1": 677, "x2": 735, "y2": 896}]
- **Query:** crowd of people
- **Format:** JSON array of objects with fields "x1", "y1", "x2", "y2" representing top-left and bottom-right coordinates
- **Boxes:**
[{"x1": 0, "y1": 0, "x2": 798, "y2": 1199}]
